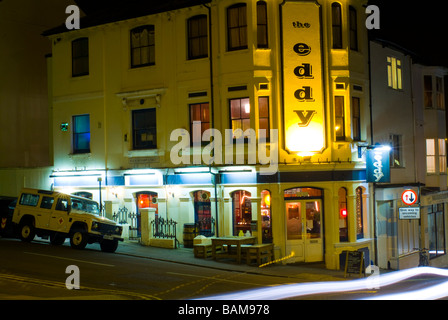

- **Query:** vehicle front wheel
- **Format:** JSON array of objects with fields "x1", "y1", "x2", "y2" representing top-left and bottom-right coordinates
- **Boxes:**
[
  {"x1": 19, "y1": 219, "x2": 35, "y2": 242},
  {"x1": 100, "y1": 239, "x2": 118, "y2": 253},
  {"x1": 70, "y1": 228, "x2": 88, "y2": 249}
]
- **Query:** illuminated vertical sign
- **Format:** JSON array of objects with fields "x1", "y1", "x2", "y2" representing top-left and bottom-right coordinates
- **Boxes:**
[
  {"x1": 366, "y1": 147, "x2": 391, "y2": 183},
  {"x1": 281, "y1": 0, "x2": 325, "y2": 154}
]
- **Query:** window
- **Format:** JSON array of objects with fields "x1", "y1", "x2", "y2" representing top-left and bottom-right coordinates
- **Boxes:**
[
  {"x1": 56, "y1": 198, "x2": 69, "y2": 212},
  {"x1": 40, "y1": 196, "x2": 54, "y2": 209},
  {"x1": 258, "y1": 96, "x2": 270, "y2": 141},
  {"x1": 439, "y1": 138, "x2": 447, "y2": 174},
  {"x1": 338, "y1": 187, "x2": 348, "y2": 242},
  {"x1": 424, "y1": 75, "x2": 433, "y2": 108},
  {"x1": 426, "y1": 139, "x2": 436, "y2": 173},
  {"x1": 352, "y1": 97, "x2": 361, "y2": 141},
  {"x1": 188, "y1": 15, "x2": 208, "y2": 60},
  {"x1": 390, "y1": 134, "x2": 403, "y2": 167},
  {"x1": 428, "y1": 204, "x2": 446, "y2": 259},
  {"x1": 20, "y1": 194, "x2": 39, "y2": 207},
  {"x1": 356, "y1": 187, "x2": 364, "y2": 239},
  {"x1": 227, "y1": 3, "x2": 247, "y2": 51},
  {"x1": 132, "y1": 108, "x2": 157, "y2": 150},
  {"x1": 193, "y1": 190, "x2": 213, "y2": 236},
  {"x1": 436, "y1": 77, "x2": 444, "y2": 110},
  {"x1": 131, "y1": 25, "x2": 155, "y2": 68},
  {"x1": 335, "y1": 96, "x2": 345, "y2": 141},
  {"x1": 72, "y1": 38, "x2": 89, "y2": 77},
  {"x1": 230, "y1": 97, "x2": 251, "y2": 138},
  {"x1": 261, "y1": 190, "x2": 272, "y2": 243},
  {"x1": 331, "y1": 3, "x2": 343, "y2": 49},
  {"x1": 231, "y1": 190, "x2": 251, "y2": 236},
  {"x1": 190, "y1": 103, "x2": 210, "y2": 144},
  {"x1": 349, "y1": 6, "x2": 358, "y2": 51},
  {"x1": 387, "y1": 57, "x2": 402, "y2": 90},
  {"x1": 257, "y1": 1, "x2": 268, "y2": 48},
  {"x1": 73, "y1": 115, "x2": 90, "y2": 154}
]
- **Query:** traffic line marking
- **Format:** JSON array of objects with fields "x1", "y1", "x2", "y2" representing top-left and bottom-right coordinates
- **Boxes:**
[{"x1": 23, "y1": 252, "x2": 115, "y2": 267}]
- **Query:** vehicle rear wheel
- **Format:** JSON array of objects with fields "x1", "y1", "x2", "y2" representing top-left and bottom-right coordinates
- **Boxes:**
[
  {"x1": 19, "y1": 218, "x2": 35, "y2": 242},
  {"x1": 100, "y1": 239, "x2": 119, "y2": 253},
  {"x1": 70, "y1": 228, "x2": 88, "y2": 249}
]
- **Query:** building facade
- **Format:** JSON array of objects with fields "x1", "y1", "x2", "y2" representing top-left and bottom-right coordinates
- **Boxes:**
[
  {"x1": 370, "y1": 40, "x2": 448, "y2": 269},
  {"x1": 45, "y1": 0, "x2": 372, "y2": 269}
]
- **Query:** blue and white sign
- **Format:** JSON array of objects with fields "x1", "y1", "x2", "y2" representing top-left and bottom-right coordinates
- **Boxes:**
[{"x1": 366, "y1": 147, "x2": 390, "y2": 183}]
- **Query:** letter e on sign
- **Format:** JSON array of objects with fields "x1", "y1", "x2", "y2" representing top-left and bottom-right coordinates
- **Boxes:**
[{"x1": 401, "y1": 190, "x2": 418, "y2": 206}]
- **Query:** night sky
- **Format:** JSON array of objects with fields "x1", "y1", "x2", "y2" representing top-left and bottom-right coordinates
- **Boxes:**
[{"x1": 367, "y1": 1, "x2": 448, "y2": 67}]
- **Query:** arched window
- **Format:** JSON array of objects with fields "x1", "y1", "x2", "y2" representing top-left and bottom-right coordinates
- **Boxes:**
[
  {"x1": 356, "y1": 187, "x2": 364, "y2": 239},
  {"x1": 261, "y1": 190, "x2": 272, "y2": 243},
  {"x1": 192, "y1": 190, "x2": 213, "y2": 236},
  {"x1": 338, "y1": 187, "x2": 348, "y2": 242},
  {"x1": 135, "y1": 191, "x2": 158, "y2": 236},
  {"x1": 231, "y1": 190, "x2": 251, "y2": 236}
]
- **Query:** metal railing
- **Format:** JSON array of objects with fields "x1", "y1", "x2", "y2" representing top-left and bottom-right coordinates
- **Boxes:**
[
  {"x1": 112, "y1": 207, "x2": 139, "y2": 240},
  {"x1": 151, "y1": 217, "x2": 179, "y2": 248}
]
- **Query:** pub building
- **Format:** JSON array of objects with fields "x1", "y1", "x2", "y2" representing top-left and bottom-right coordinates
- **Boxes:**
[{"x1": 44, "y1": 0, "x2": 374, "y2": 270}]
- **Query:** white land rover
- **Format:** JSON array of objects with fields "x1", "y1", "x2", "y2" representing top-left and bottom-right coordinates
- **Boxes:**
[{"x1": 12, "y1": 188, "x2": 123, "y2": 253}]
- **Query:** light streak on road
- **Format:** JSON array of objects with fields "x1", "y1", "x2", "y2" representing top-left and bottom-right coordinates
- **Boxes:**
[{"x1": 198, "y1": 267, "x2": 448, "y2": 300}]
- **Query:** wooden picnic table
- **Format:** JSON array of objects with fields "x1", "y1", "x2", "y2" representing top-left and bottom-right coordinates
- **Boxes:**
[{"x1": 211, "y1": 236, "x2": 256, "y2": 264}]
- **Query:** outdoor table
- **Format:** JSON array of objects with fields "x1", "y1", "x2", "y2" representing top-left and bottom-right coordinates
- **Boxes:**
[{"x1": 211, "y1": 236, "x2": 256, "y2": 264}]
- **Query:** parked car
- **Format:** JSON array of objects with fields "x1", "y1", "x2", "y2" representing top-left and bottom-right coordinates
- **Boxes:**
[{"x1": 0, "y1": 196, "x2": 17, "y2": 238}]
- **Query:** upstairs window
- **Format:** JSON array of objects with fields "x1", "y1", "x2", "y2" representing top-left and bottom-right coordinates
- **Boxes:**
[
  {"x1": 227, "y1": 3, "x2": 248, "y2": 51},
  {"x1": 331, "y1": 3, "x2": 343, "y2": 49},
  {"x1": 230, "y1": 97, "x2": 251, "y2": 139},
  {"x1": 387, "y1": 56, "x2": 402, "y2": 90},
  {"x1": 190, "y1": 102, "x2": 210, "y2": 145},
  {"x1": 335, "y1": 96, "x2": 345, "y2": 141},
  {"x1": 73, "y1": 114, "x2": 90, "y2": 154},
  {"x1": 257, "y1": 1, "x2": 268, "y2": 48},
  {"x1": 188, "y1": 15, "x2": 208, "y2": 60},
  {"x1": 131, "y1": 25, "x2": 155, "y2": 68},
  {"x1": 349, "y1": 6, "x2": 358, "y2": 51},
  {"x1": 72, "y1": 38, "x2": 89, "y2": 77},
  {"x1": 132, "y1": 108, "x2": 157, "y2": 150}
]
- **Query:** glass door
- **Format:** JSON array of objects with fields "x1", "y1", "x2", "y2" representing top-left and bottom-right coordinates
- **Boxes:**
[{"x1": 286, "y1": 200, "x2": 323, "y2": 263}]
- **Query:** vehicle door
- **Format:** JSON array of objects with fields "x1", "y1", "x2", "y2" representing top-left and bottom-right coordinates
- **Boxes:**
[{"x1": 49, "y1": 198, "x2": 70, "y2": 232}]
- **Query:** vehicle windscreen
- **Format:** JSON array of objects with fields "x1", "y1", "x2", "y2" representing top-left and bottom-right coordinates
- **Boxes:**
[{"x1": 70, "y1": 197, "x2": 100, "y2": 215}]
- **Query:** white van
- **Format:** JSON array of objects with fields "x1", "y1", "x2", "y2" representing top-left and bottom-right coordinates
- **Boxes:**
[{"x1": 12, "y1": 188, "x2": 123, "y2": 253}]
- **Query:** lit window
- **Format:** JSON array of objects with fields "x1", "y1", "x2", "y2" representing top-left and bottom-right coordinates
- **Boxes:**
[
  {"x1": 258, "y1": 96, "x2": 270, "y2": 141},
  {"x1": 131, "y1": 25, "x2": 155, "y2": 68},
  {"x1": 190, "y1": 102, "x2": 210, "y2": 145},
  {"x1": 338, "y1": 187, "x2": 348, "y2": 242},
  {"x1": 335, "y1": 96, "x2": 345, "y2": 141},
  {"x1": 230, "y1": 97, "x2": 251, "y2": 138},
  {"x1": 356, "y1": 187, "x2": 364, "y2": 239},
  {"x1": 439, "y1": 139, "x2": 446, "y2": 174},
  {"x1": 387, "y1": 57, "x2": 402, "y2": 90},
  {"x1": 426, "y1": 139, "x2": 436, "y2": 173},
  {"x1": 73, "y1": 114, "x2": 90, "y2": 154}
]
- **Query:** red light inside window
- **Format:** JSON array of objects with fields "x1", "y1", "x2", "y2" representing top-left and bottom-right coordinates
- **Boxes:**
[{"x1": 340, "y1": 208, "x2": 347, "y2": 218}]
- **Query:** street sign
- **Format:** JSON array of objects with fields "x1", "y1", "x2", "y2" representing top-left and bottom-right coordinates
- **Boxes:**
[
  {"x1": 401, "y1": 189, "x2": 418, "y2": 206},
  {"x1": 399, "y1": 207, "x2": 420, "y2": 219}
]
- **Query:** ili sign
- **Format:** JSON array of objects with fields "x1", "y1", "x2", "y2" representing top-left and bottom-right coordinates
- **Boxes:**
[{"x1": 401, "y1": 189, "x2": 418, "y2": 206}]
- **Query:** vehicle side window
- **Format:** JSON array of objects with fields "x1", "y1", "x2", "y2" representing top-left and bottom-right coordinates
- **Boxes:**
[
  {"x1": 40, "y1": 196, "x2": 54, "y2": 209},
  {"x1": 56, "y1": 199, "x2": 69, "y2": 212},
  {"x1": 19, "y1": 194, "x2": 40, "y2": 207}
]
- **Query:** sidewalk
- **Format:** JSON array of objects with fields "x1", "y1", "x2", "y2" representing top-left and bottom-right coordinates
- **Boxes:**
[{"x1": 115, "y1": 240, "x2": 349, "y2": 283}]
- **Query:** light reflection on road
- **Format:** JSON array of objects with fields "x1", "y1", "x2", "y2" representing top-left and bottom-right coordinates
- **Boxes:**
[{"x1": 198, "y1": 267, "x2": 448, "y2": 300}]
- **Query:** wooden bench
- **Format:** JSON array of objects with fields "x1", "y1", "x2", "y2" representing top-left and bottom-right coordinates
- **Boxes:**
[
  {"x1": 194, "y1": 243, "x2": 225, "y2": 259},
  {"x1": 245, "y1": 244, "x2": 274, "y2": 266}
]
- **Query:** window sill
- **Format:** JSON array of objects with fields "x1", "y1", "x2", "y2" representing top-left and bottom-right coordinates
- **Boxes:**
[{"x1": 127, "y1": 149, "x2": 164, "y2": 157}]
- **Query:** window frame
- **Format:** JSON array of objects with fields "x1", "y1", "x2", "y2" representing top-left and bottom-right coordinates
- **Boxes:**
[
  {"x1": 229, "y1": 97, "x2": 251, "y2": 139},
  {"x1": 187, "y1": 15, "x2": 208, "y2": 60},
  {"x1": 189, "y1": 102, "x2": 210, "y2": 146},
  {"x1": 72, "y1": 37, "x2": 89, "y2": 77},
  {"x1": 331, "y1": 3, "x2": 343, "y2": 49},
  {"x1": 132, "y1": 108, "x2": 157, "y2": 150},
  {"x1": 349, "y1": 6, "x2": 358, "y2": 51},
  {"x1": 227, "y1": 3, "x2": 248, "y2": 51},
  {"x1": 334, "y1": 96, "x2": 345, "y2": 141},
  {"x1": 387, "y1": 56, "x2": 403, "y2": 90},
  {"x1": 130, "y1": 25, "x2": 155, "y2": 68},
  {"x1": 72, "y1": 114, "x2": 91, "y2": 154},
  {"x1": 351, "y1": 96, "x2": 361, "y2": 141},
  {"x1": 256, "y1": 1, "x2": 268, "y2": 49}
]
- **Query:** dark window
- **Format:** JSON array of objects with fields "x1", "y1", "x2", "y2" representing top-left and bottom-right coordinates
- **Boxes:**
[
  {"x1": 349, "y1": 6, "x2": 358, "y2": 51},
  {"x1": 335, "y1": 96, "x2": 345, "y2": 141},
  {"x1": 227, "y1": 3, "x2": 248, "y2": 51},
  {"x1": 428, "y1": 204, "x2": 446, "y2": 259},
  {"x1": 230, "y1": 97, "x2": 251, "y2": 138},
  {"x1": 131, "y1": 25, "x2": 155, "y2": 68},
  {"x1": 72, "y1": 38, "x2": 89, "y2": 77},
  {"x1": 188, "y1": 15, "x2": 208, "y2": 60},
  {"x1": 132, "y1": 108, "x2": 157, "y2": 150},
  {"x1": 332, "y1": 3, "x2": 343, "y2": 49},
  {"x1": 73, "y1": 115, "x2": 90, "y2": 154},
  {"x1": 352, "y1": 97, "x2": 361, "y2": 141},
  {"x1": 190, "y1": 103, "x2": 210, "y2": 145},
  {"x1": 258, "y1": 96, "x2": 270, "y2": 141},
  {"x1": 40, "y1": 196, "x2": 54, "y2": 209},
  {"x1": 424, "y1": 75, "x2": 433, "y2": 108},
  {"x1": 257, "y1": 1, "x2": 268, "y2": 48}
]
